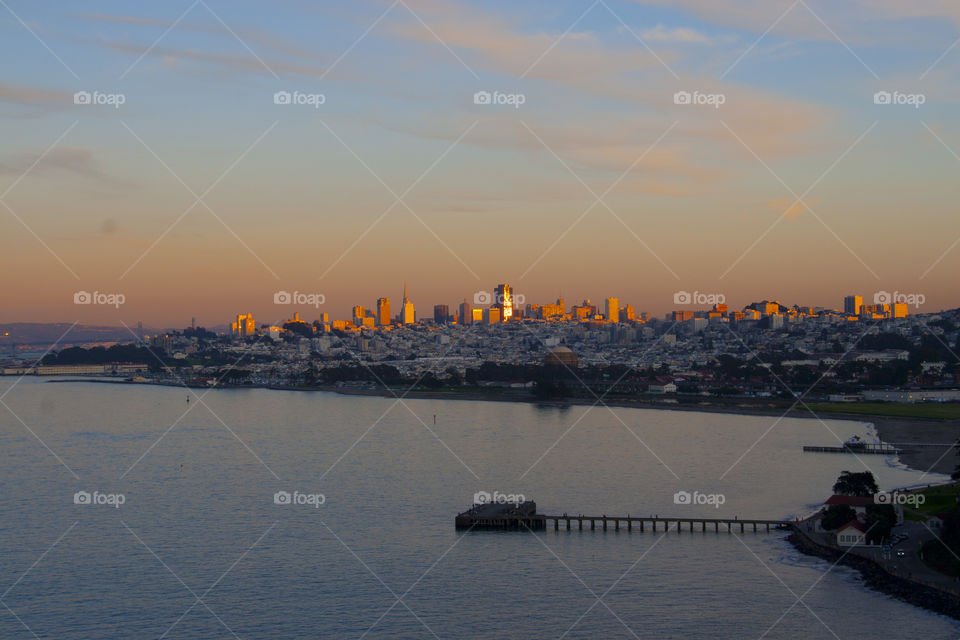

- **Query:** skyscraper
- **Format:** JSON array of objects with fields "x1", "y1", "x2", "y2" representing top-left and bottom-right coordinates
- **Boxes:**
[
  {"x1": 434, "y1": 304, "x2": 449, "y2": 324},
  {"x1": 844, "y1": 295, "x2": 862, "y2": 316},
  {"x1": 401, "y1": 283, "x2": 415, "y2": 325},
  {"x1": 459, "y1": 299, "x2": 472, "y2": 326},
  {"x1": 605, "y1": 297, "x2": 619, "y2": 323},
  {"x1": 232, "y1": 313, "x2": 255, "y2": 338},
  {"x1": 494, "y1": 283, "x2": 512, "y2": 322},
  {"x1": 352, "y1": 305, "x2": 366, "y2": 325},
  {"x1": 376, "y1": 297, "x2": 391, "y2": 326}
]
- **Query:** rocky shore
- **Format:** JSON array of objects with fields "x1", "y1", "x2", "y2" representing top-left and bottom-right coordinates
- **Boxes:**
[{"x1": 789, "y1": 528, "x2": 960, "y2": 620}]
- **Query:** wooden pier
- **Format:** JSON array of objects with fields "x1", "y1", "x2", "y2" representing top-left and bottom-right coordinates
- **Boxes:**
[
  {"x1": 455, "y1": 502, "x2": 793, "y2": 533},
  {"x1": 802, "y1": 443, "x2": 900, "y2": 455}
]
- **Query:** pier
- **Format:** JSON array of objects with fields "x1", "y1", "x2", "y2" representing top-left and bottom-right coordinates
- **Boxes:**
[
  {"x1": 803, "y1": 443, "x2": 900, "y2": 455},
  {"x1": 455, "y1": 502, "x2": 792, "y2": 533}
]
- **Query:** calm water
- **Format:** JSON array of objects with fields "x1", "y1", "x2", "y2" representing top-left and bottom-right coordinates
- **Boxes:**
[{"x1": 1, "y1": 377, "x2": 957, "y2": 639}]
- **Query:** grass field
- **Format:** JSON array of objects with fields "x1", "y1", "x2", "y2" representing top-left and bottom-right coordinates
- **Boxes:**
[
  {"x1": 913, "y1": 484, "x2": 960, "y2": 516},
  {"x1": 804, "y1": 402, "x2": 960, "y2": 420}
]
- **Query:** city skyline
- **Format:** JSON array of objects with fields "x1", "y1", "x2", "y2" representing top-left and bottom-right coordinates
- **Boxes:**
[{"x1": 3, "y1": 1, "x2": 960, "y2": 325}]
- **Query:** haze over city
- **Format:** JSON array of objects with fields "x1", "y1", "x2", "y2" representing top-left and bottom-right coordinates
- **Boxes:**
[{"x1": 3, "y1": 0, "x2": 960, "y2": 325}]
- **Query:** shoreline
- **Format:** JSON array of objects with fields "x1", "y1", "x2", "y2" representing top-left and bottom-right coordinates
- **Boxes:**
[
  {"x1": 42, "y1": 376, "x2": 958, "y2": 475},
  {"x1": 788, "y1": 527, "x2": 960, "y2": 620},
  {"x1": 314, "y1": 387, "x2": 960, "y2": 477}
]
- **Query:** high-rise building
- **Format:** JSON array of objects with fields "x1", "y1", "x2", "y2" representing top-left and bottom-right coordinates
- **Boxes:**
[
  {"x1": 484, "y1": 307, "x2": 501, "y2": 324},
  {"x1": 605, "y1": 297, "x2": 619, "y2": 323},
  {"x1": 541, "y1": 299, "x2": 565, "y2": 320},
  {"x1": 376, "y1": 298, "x2": 391, "y2": 326},
  {"x1": 352, "y1": 305, "x2": 366, "y2": 325},
  {"x1": 459, "y1": 299, "x2": 472, "y2": 326},
  {"x1": 232, "y1": 313, "x2": 255, "y2": 338},
  {"x1": 401, "y1": 283, "x2": 415, "y2": 325},
  {"x1": 844, "y1": 295, "x2": 862, "y2": 316},
  {"x1": 892, "y1": 303, "x2": 909, "y2": 318},
  {"x1": 434, "y1": 304, "x2": 450, "y2": 324},
  {"x1": 471, "y1": 307, "x2": 483, "y2": 323},
  {"x1": 494, "y1": 283, "x2": 513, "y2": 322}
]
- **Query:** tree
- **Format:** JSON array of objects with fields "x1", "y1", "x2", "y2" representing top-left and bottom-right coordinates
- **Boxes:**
[
  {"x1": 832, "y1": 471, "x2": 878, "y2": 497},
  {"x1": 821, "y1": 504, "x2": 856, "y2": 530},
  {"x1": 864, "y1": 504, "x2": 896, "y2": 544},
  {"x1": 952, "y1": 439, "x2": 960, "y2": 481},
  {"x1": 444, "y1": 366, "x2": 462, "y2": 387}
]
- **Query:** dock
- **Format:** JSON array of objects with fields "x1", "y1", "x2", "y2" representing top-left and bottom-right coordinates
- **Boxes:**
[
  {"x1": 455, "y1": 501, "x2": 793, "y2": 533},
  {"x1": 803, "y1": 443, "x2": 900, "y2": 455}
]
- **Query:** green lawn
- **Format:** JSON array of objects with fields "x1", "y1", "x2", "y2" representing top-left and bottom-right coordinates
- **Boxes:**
[
  {"x1": 805, "y1": 402, "x2": 960, "y2": 420},
  {"x1": 913, "y1": 484, "x2": 960, "y2": 516}
]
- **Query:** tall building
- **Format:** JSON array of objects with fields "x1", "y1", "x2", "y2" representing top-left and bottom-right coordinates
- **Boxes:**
[
  {"x1": 376, "y1": 298, "x2": 391, "y2": 326},
  {"x1": 494, "y1": 283, "x2": 513, "y2": 322},
  {"x1": 541, "y1": 299, "x2": 565, "y2": 320},
  {"x1": 401, "y1": 283, "x2": 415, "y2": 325},
  {"x1": 844, "y1": 295, "x2": 862, "y2": 316},
  {"x1": 459, "y1": 299, "x2": 472, "y2": 326},
  {"x1": 352, "y1": 305, "x2": 366, "y2": 325},
  {"x1": 434, "y1": 304, "x2": 450, "y2": 324},
  {"x1": 232, "y1": 313, "x2": 255, "y2": 338},
  {"x1": 484, "y1": 307, "x2": 501, "y2": 324},
  {"x1": 605, "y1": 297, "x2": 619, "y2": 323}
]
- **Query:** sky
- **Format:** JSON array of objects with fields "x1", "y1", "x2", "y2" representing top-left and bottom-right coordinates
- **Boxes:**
[{"x1": 1, "y1": 0, "x2": 959, "y2": 327}]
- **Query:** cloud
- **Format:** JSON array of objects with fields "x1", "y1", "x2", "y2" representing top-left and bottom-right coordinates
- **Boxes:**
[
  {"x1": 0, "y1": 147, "x2": 125, "y2": 188},
  {"x1": 769, "y1": 197, "x2": 814, "y2": 220},
  {"x1": 634, "y1": 0, "x2": 960, "y2": 45},
  {"x1": 0, "y1": 83, "x2": 70, "y2": 107},
  {"x1": 637, "y1": 24, "x2": 737, "y2": 45}
]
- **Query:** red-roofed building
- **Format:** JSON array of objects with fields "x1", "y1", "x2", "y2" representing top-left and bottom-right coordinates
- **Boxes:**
[
  {"x1": 836, "y1": 519, "x2": 868, "y2": 546},
  {"x1": 824, "y1": 495, "x2": 873, "y2": 517}
]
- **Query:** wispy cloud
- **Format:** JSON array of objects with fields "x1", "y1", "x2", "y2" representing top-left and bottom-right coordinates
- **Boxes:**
[
  {"x1": 637, "y1": 24, "x2": 738, "y2": 45},
  {"x1": 0, "y1": 83, "x2": 70, "y2": 107},
  {"x1": 0, "y1": 147, "x2": 127, "y2": 188}
]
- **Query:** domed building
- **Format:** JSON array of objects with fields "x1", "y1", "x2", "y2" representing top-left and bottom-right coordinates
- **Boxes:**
[{"x1": 544, "y1": 346, "x2": 578, "y2": 368}]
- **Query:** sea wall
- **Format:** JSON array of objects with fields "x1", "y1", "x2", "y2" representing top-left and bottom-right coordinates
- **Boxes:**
[{"x1": 788, "y1": 529, "x2": 960, "y2": 620}]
